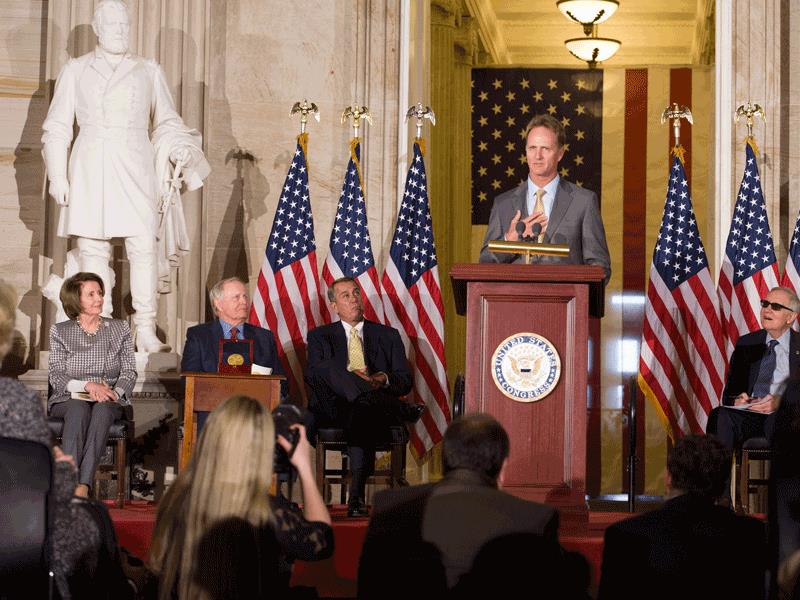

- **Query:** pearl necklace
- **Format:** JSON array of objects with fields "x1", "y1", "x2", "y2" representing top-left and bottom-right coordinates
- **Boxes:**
[{"x1": 76, "y1": 317, "x2": 101, "y2": 337}]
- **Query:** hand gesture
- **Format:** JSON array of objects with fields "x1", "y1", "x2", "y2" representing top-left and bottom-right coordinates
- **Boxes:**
[
  {"x1": 277, "y1": 424, "x2": 312, "y2": 474},
  {"x1": 84, "y1": 381, "x2": 118, "y2": 402},
  {"x1": 749, "y1": 394, "x2": 776, "y2": 413}
]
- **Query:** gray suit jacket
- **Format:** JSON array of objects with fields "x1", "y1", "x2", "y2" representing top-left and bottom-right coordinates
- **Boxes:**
[
  {"x1": 479, "y1": 178, "x2": 611, "y2": 282},
  {"x1": 48, "y1": 318, "x2": 137, "y2": 409}
]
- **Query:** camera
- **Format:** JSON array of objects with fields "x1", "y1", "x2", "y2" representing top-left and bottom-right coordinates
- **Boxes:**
[{"x1": 272, "y1": 403, "x2": 302, "y2": 474}]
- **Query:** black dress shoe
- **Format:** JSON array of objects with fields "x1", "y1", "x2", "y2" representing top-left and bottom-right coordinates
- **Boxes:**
[
  {"x1": 347, "y1": 498, "x2": 370, "y2": 518},
  {"x1": 400, "y1": 403, "x2": 426, "y2": 423}
]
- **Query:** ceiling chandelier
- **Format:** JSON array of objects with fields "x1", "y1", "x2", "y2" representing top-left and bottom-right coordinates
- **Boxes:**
[{"x1": 558, "y1": 1, "x2": 621, "y2": 68}]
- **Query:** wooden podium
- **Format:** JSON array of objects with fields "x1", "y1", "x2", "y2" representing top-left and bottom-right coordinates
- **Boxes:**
[
  {"x1": 450, "y1": 263, "x2": 605, "y2": 529},
  {"x1": 180, "y1": 372, "x2": 285, "y2": 469}
]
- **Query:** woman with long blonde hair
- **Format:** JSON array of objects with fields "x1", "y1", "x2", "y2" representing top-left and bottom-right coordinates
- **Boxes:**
[{"x1": 150, "y1": 395, "x2": 332, "y2": 599}]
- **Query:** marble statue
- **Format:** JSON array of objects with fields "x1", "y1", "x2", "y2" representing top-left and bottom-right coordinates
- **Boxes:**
[{"x1": 42, "y1": 0, "x2": 210, "y2": 352}]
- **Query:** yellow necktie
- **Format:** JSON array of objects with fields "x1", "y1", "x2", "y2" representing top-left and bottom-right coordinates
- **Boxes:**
[
  {"x1": 348, "y1": 327, "x2": 366, "y2": 371},
  {"x1": 533, "y1": 189, "x2": 546, "y2": 243}
]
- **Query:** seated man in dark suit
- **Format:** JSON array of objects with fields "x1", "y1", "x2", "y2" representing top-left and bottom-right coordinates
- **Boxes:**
[
  {"x1": 358, "y1": 414, "x2": 586, "y2": 599},
  {"x1": 707, "y1": 286, "x2": 800, "y2": 451},
  {"x1": 598, "y1": 435, "x2": 767, "y2": 600},
  {"x1": 181, "y1": 276, "x2": 286, "y2": 429},
  {"x1": 305, "y1": 276, "x2": 423, "y2": 517}
]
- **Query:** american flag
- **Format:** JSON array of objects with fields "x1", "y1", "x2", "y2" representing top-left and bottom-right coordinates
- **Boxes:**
[
  {"x1": 249, "y1": 133, "x2": 327, "y2": 398},
  {"x1": 321, "y1": 139, "x2": 384, "y2": 322},
  {"x1": 381, "y1": 141, "x2": 451, "y2": 455},
  {"x1": 638, "y1": 152, "x2": 725, "y2": 438},
  {"x1": 780, "y1": 207, "x2": 800, "y2": 293},
  {"x1": 717, "y1": 140, "x2": 780, "y2": 356},
  {"x1": 471, "y1": 68, "x2": 603, "y2": 224}
]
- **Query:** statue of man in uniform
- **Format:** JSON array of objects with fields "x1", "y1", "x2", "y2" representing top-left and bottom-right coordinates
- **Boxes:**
[{"x1": 42, "y1": 0, "x2": 210, "y2": 352}]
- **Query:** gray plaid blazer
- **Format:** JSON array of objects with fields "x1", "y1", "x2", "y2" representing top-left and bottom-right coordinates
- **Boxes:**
[{"x1": 48, "y1": 318, "x2": 137, "y2": 409}]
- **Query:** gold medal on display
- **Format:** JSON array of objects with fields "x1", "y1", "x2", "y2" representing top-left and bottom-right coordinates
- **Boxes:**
[{"x1": 227, "y1": 353, "x2": 245, "y2": 366}]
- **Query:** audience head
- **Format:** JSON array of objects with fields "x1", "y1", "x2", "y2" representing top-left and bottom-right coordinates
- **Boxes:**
[
  {"x1": 0, "y1": 279, "x2": 17, "y2": 361},
  {"x1": 150, "y1": 395, "x2": 274, "y2": 600},
  {"x1": 443, "y1": 414, "x2": 509, "y2": 484},
  {"x1": 666, "y1": 434, "x2": 730, "y2": 499},
  {"x1": 327, "y1": 277, "x2": 364, "y2": 326},
  {"x1": 760, "y1": 286, "x2": 799, "y2": 337},
  {"x1": 60, "y1": 272, "x2": 105, "y2": 320},
  {"x1": 209, "y1": 277, "x2": 249, "y2": 325}
]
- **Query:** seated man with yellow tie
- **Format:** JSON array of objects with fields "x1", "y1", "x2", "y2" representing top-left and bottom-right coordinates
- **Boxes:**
[{"x1": 305, "y1": 277, "x2": 423, "y2": 517}]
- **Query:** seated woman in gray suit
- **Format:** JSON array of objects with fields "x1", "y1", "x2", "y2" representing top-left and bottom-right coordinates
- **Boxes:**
[{"x1": 48, "y1": 272, "x2": 136, "y2": 497}]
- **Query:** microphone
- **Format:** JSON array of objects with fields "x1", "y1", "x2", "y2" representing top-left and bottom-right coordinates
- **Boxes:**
[
  {"x1": 530, "y1": 223, "x2": 542, "y2": 240},
  {"x1": 515, "y1": 221, "x2": 526, "y2": 239}
]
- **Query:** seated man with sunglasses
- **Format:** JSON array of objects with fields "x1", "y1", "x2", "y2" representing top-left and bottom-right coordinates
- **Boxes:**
[{"x1": 707, "y1": 287, "x2": 800, "y2": 453}]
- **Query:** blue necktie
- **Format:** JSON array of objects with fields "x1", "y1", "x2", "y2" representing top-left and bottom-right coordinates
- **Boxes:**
[{"x1": 752, "y1": 339, "x2": 779, "y2": 398}]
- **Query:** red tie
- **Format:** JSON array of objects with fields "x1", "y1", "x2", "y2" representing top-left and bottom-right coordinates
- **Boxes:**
[{"x1": 230, "y1": 327, "x2": 239, "y2": 341}]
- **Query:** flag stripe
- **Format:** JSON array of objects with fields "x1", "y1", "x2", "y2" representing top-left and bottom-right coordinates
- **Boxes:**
[
  {"x1": 248, "y1": 135, "x2": 326, "y2": 400},
  {"x1": 639, "y1": 153, "x2": 724, "y2": 439},
  {"x1": 380, "y1": 142, "x2": 451, "y2": 454}
]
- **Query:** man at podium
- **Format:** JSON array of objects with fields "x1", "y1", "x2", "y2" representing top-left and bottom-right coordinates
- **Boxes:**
[
  {"x1": 181, "y1": 277, "x2": 286, "y2": 429},
  {"x1": 479, "y1": 114, "x2": 611, "y2": 282}
]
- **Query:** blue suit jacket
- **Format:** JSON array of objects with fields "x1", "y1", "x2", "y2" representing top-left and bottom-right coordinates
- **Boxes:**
[
  {"x1": 181, "y1": 320, "x2": 288, "y2": 397},
  {"x1": 305, "y1": 320, "x2": 412, "y2": 424}
]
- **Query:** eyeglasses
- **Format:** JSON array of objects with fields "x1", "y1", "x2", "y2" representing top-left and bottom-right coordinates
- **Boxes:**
[{"x1": 760, "y1": 299, "x2": 794, "y2": 312}]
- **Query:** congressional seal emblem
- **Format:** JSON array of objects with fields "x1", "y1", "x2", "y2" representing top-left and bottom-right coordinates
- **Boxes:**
[{"x1": 491, "y1": 333, "x2": 561, "y2": 402}]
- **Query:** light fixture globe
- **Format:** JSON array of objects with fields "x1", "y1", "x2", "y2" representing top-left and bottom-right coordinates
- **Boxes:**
[
  {"x1": 564, "y1": 35, "x2": 621, "y2": 68},
  {"x1": 557, "y1": 0, "x2": 619, "y2": 35}
]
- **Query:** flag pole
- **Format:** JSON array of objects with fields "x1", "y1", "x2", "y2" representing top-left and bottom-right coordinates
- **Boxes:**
[
  {"x1": 734, "y1": 101, "x2": 766, "y2": 155},
  {"x1": 340, "y1": 104, "x2": 373, "y2": 141},
  {"x1": 404, "y1": 102, "x2": 436, "y2": 146},
  {"x1": 290, "y1": 98, "x2": 319, "y2": 170},
  {"x1": 660, "y1": 102, "x2": 694, "y2": 163}
]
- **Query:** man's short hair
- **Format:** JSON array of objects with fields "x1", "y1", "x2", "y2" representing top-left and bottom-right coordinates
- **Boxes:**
[
  {"x1": 523, "y1": 114, "x2": 566, "y2": 148},
  {"x1": 771, "y1": 286, "x2": 800, "y2": 313},
  {"x1": 208, "y1": 277, "x2": 246, "y2": 316},
  {"x1": 326, "y1": 276, "x2": 357, "y2": 303},
  {"x1": 667, "y1": 434, "x2": 731, "y2": 498},
  {"x1": 60, "y1": 272, "x2": 105, "y2": 320},
  {"x1": 443, "y1": 414, "x2": 509, "y2": 481}
]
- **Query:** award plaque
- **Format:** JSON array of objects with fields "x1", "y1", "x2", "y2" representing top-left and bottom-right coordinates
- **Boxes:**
[{"x1": 218, "y1": 338, "x2": 255, "y2": 374}]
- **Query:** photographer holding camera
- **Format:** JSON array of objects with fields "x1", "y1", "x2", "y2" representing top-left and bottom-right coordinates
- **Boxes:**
[{"x1": 149, "y1": 395, "x2": 332, "y2": 599}]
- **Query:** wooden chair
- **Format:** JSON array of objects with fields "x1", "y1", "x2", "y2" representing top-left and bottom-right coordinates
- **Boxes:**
[
  {"x1": 47, "y1": 405, "x2": 134, "y2": 508},
  {"x1": 735, "y1": 436, "x2": 771, "y2": 514},
  {"x1": 315, "y1": 426, "x2": 408, "y2": 505}
]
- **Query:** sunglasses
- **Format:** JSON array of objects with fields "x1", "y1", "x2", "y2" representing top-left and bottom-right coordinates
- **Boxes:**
[{"x1": 760, "y1": 299, "x2": 793, "y2": 312}]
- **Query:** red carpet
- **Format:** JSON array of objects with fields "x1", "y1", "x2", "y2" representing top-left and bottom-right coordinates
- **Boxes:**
[{"x1": 107, "y1": 501, "x2": 627, "y2": 598}]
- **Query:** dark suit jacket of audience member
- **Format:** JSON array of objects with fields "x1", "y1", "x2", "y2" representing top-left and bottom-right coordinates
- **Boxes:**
[
  {"x1": 305, "y1": 320, "x2": 412, "y2": 426},
  {"x1": 770, "y1": 379, "x2": 800, "y2": 572},
  {"x1": 721, "y1": 329, "x2": 800, "y2": 404},
  {"x1": 357, "y1": 468, "x2": 565, "y2": 599},
  {"x1": 598, "y1": 493, "x2": 766, "y2": 600},
  {"x1": 180, "y1": 319, "x2": 287, "y2": 397}
]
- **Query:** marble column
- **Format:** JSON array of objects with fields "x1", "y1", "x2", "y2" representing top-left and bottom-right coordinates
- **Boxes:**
[
  {"x1": 430, "y1": 0, "x2": 475, "y2": 385},
  {"x1": 715, "y1": 0, "x2": 798, "y2": 269}
]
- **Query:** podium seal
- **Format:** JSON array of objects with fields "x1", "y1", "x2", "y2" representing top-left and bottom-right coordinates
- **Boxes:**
[{"x1": 491, "y1": 333, "x2": 561, "y2": 402}]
